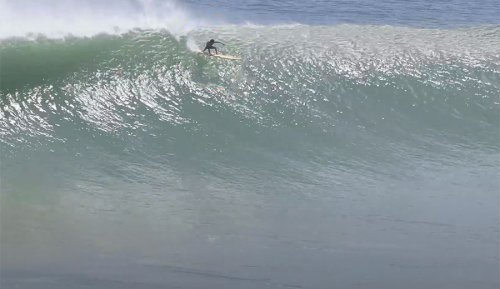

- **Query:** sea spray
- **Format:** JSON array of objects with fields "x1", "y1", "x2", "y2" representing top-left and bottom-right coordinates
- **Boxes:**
[{"x1": 0, "y1": 0, "x2": 210, "y2": 39}]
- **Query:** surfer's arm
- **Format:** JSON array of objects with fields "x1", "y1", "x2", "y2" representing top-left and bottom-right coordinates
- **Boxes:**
[{"x1": 214, "y1": 41, "x2": 225, "y2": 45}]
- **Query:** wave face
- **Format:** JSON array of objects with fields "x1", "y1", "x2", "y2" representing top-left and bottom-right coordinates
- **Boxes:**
[
  {"x1": 1, "y1": 24, "x2": 500, "y2": 289},
  {"x1": 1, "y1": 25, "x2": 499, "y2": 153}
]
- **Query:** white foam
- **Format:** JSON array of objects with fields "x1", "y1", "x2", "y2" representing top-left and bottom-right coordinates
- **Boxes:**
[
  {"x1": 186, "y1": 36, "x2": 201, "y2": 52},
  {"x1": 0, "y1": 0, "x2": 207, "y2": 39}
]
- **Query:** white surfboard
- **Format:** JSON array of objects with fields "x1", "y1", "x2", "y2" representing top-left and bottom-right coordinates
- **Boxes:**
[
  {"x1": 198, "y1": 51, "x2": 241, "y2": 60},
  {"x1": 211, "y1": 54, "x2": 242, "y2": 60}
]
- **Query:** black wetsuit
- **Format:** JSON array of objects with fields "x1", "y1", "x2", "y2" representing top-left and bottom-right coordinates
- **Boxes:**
[{"x1": 203, "y1": 40, "x2": 224, "y2": 55}]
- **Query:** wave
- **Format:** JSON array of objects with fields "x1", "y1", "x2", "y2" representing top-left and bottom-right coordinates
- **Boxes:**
[
  {"x1": 1, "y1": 9, "x2": 499, "y2": 287},
  {"x1": 1, "y1": 25, "x2": 499, "y2": 164}
]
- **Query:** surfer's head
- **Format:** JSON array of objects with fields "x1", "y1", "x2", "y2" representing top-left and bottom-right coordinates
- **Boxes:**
[{"x1": 210, "y1": 39, "x2": 215, "y2": 43}]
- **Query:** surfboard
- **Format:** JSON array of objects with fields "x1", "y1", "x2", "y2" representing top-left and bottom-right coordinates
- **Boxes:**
[
  {"x1": 211, "y1": 54, "x2": 242, "y2": 60},
  {"x1": 198, "y1": 52, "x2": 241, "y2": 60}
]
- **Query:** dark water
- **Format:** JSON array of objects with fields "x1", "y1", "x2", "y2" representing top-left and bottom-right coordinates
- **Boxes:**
[
  {"x1": 1, "y1": 1, "x2": 499, "y2": 289},
  {"x1": 184, "y1": 0, "x2": 500, "y2": 27}
]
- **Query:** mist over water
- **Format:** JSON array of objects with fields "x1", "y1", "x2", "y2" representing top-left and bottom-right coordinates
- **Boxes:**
[
  {"x1": 0, "y1": 0, "x2": 208, "y2": 38},
  {"x1": 1, "y1": 1, "x2": 499, "y2": 289}
]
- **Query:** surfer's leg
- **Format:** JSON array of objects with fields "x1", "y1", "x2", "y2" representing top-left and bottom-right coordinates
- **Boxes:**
[{"x1": 215, "y1": 47, "x2": 218, "y2": 54}]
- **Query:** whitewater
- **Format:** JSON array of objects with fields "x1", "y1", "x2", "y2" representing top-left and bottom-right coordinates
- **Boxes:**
[{"x1": 1, "y1": 0, "x2": 499, "y2": 288}]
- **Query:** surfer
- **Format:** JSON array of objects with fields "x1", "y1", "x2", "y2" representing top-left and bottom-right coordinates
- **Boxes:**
[{"x1": 203, "y1": 39, "x2": 225, "y2": 55}]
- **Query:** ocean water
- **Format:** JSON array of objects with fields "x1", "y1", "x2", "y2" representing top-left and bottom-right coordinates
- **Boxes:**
[{"x1": 1, "y1": 0, "x2": 499, "y2": 288}]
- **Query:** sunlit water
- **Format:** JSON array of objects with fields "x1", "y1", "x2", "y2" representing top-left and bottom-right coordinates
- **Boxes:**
[{"x1": 1, "y1": 1, "x2": 499, "y2": 288}]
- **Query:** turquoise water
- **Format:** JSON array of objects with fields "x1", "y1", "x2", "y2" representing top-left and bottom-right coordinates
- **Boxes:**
[{"x1": 1, "y1": 1, "x2": 499, "y2": 288}]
